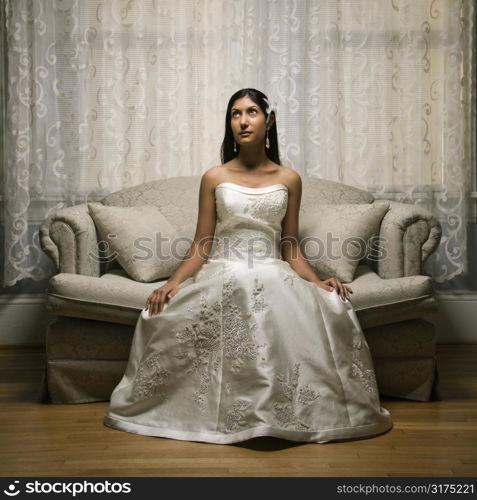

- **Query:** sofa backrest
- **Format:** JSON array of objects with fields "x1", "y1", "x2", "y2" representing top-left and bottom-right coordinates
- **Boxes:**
[
  {"x1": 101, "y1": 174, "x2": 374, "y2": 230},
  {"x1": 98, "y1": 175, "x2": 375, "y2": 274},
  {"x1": 102, "y1": 175, "x2": 200, "y2": 238}
]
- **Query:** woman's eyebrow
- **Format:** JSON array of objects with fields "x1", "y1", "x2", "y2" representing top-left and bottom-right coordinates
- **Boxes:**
[{"x1": 231, "y1": 106, "x2": 257, "y2": 112}]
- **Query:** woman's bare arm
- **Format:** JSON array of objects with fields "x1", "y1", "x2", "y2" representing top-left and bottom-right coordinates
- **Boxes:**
[
  {"x1": 146, "y1": 168, "x2": 220, "y2": 315},
  {"x1": 280, "y1": 172, "x2": 351, "y2": 299},
  {"x1": 167, "y1": 169, "x2": 219, "y2": 286},
  {"x1": 280, "y1": 173, "x2": 321, "y2": 283}
]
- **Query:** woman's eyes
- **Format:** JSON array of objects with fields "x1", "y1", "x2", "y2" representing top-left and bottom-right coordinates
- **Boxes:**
[{"x1": 232, "y1": 109, "x2": 257, "y2": 117}]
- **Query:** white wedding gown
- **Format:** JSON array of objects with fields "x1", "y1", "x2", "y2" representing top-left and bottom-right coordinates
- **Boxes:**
[{"x1": 104, "y1": 182, "x2": 392, "y2": 444}]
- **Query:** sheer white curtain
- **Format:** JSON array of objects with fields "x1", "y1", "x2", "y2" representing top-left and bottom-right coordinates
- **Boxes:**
[{"x1": 1, "y1": 0, "x2": 475, "y2": 286}]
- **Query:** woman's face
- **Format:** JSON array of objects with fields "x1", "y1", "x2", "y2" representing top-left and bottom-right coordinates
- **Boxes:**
[{"x1": 230, "y1": 95, "x2": 268, "y2": 147}]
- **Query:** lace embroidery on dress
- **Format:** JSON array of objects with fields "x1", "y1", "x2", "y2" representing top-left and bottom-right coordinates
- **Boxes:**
[
  {"x1": 351, "y1": 337, "x2": 379, "y2": 397},
  {"x1": 173, "y1": 276, "x2": 266, "y2": 412},
  {"x1": 222, "y1": 278, "x2": 267, "y2": 373},
  {"x1": 174, "y1": 291, "x2": 222, "y2": 372},
  {"x1": 251, "y1": 276, "x2": 269, "y2": 313},
  {"x1": 272, "y1": 362, "x2": 320, "y2": 431},
  {"x1": 225, "y1": 399, "x2": 251, "y2": 432},
  {"x1": 133, "y1": 352, "x2": 170, "y2": 401},
  {"x1": 194, "y1": 371, "x2": 211, "y2": 413},
  {"x1": 211, "y1": 188, "x2": 286, "y2": 261},
  {"x1": 283, "y1": 270, "x2": 296, "y2": 287},
  {"x1": 246, "y1": 191, "x2": 288, "y2": 220},
  {"x1": 173, "y1": 290, "x2": 223, "y2": 413}
]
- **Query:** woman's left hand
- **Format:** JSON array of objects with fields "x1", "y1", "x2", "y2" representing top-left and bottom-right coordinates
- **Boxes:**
[{"x1": 322, "y1": 277, "x2": 353, "y2": 300}]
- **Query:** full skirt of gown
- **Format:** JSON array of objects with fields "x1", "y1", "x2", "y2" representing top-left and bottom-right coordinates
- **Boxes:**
[{"x1": 104, "y1": 182, "x2": 393, "y2": 444}]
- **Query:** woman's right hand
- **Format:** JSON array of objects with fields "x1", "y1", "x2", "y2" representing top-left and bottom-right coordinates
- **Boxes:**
[
  {"x1": 314, "y1": 280, "x2": 335, "y2": 293},
  {"x1": 145, "y1": 281, "x2": 181, "y2": 316},
  {"x1": 314, "y1": 278, "x2": 352, "y2": 300}
]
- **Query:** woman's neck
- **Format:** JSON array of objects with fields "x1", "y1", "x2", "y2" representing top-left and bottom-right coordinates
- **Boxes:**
[{"x1": 236, "y1": 145, "x2": 270, "y2": 170}]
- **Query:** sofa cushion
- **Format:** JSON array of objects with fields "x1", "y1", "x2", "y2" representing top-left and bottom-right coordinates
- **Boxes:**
[
  {"x1": 299, "y1": 202, "x2": 390, "y2": 283},
  {"x1": 349, "y1": 264, "x2": 436, "y2": 327},
  {"x1": 46, "y1": 269, "x2": 165, "y2": 325},
  {"x1": 46, "y1": 265, "x2": 436, "y2": 329},
  {"x1": 88, "y1": 202, "x2": 187, "y2": 282}
]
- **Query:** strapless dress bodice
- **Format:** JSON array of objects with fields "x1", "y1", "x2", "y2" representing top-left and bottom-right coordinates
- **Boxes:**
[{"x1": 208, "y1": 182, "x2": 289, "y2": 263}]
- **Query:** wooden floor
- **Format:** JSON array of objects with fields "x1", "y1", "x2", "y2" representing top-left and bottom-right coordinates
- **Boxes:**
[{"x1": 1, "y1": 345, "x2": 476, "y2": 477}]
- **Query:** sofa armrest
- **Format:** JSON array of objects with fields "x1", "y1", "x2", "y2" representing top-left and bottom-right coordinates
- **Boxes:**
[
  {"x1": 40, "y1": 204, "x2": 100, "y2": 277},
  {"x1": 375, "y1": 200, "x2": 442, "y2": 279}
]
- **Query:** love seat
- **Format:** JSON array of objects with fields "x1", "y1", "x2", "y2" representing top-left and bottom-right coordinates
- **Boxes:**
[{"x1": 38, "y1": 175, "x2": 442, "y2": 404}]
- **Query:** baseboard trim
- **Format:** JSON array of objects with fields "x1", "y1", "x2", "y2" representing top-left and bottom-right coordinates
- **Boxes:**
[
  {"x1": 0, "y1": 294, "x2": 51, "y2": 345},
  {"x1": 0, "y1": 345, "x2": 45, "y2": 350},
  {"x1": 0, "y1": 293, "x2": 47, "y2": 305},
  {"x1": 436, "y1": 291, "x2": 477, "y2": 301}
]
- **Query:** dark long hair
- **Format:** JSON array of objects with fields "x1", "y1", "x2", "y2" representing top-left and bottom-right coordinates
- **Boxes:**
[{"x1": 220, "y1": 88, "x2": 281, "y2": 165}]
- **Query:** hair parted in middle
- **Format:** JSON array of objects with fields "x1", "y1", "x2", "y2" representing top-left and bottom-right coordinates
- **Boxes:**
[{"x1": 220, "y1": 88, "x2": 281, "y2": 165}]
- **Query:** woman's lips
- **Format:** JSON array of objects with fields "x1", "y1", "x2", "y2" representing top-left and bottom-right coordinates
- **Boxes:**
[{"x1": 240, "y1": 132, "x2": 252, "y2": 136}]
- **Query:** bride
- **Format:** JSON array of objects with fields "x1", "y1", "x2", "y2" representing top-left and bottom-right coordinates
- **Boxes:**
[{"x1": 103, "y1": 88, "x2": 393, "y2": 444}]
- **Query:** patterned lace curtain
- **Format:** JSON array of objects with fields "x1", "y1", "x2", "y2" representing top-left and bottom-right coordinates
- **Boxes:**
[{"x1": 1, "y1": 0, "x2": 475, "y2": 286}]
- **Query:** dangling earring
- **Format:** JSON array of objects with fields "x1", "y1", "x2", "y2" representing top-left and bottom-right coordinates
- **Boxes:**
[
  {"x1": 233, "y1": 140, "x2": 237, "y2": 153},
  {"x1": 265, "y1": 130, "x2": 270, "y2": 149}
]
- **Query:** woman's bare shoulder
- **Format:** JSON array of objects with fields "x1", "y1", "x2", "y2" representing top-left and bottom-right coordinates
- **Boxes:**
[
  {"x1": 279, "y1": 166, "x2": 302, "y2": 190},
  {"x1": 201, "y1": 165, "x2": 224, "y2": 188}
]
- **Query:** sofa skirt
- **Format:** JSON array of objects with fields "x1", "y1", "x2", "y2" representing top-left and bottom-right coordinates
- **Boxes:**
[{"x1": 38, "y1": 316, "x2": 439, "y2": 404}]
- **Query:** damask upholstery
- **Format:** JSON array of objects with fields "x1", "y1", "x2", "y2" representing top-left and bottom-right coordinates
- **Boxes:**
[
  {"x1": 377, "y1": 200, "x2": 443, "y2": 279},
  {"x1": 39, "y1": 175, "x2": 442, "y2": 404},
  {"x1": 45, "y1": 265, "x2": 436, "y2": 330},
  {"x1": 299, "y1": 202, "x2": 390, "y2": 282},
  {"x1": 40, "y1": 203, "x2": 101, "y2": 277},
  {"x1": 41, "y1": 317, "x2": 437, "y2": 404},
  {"x1": 87, "y1": 203, "x2": 183, "y2": 282}
]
